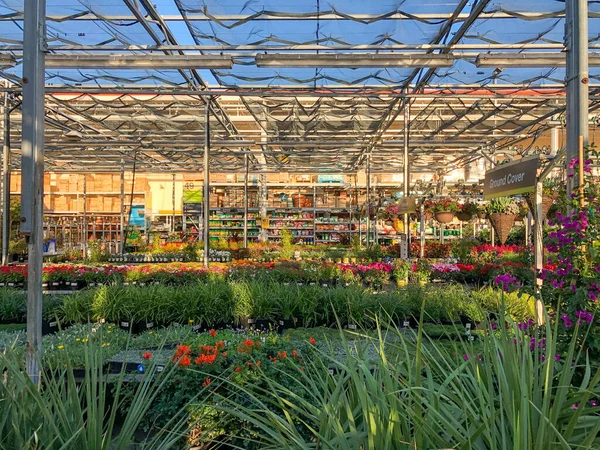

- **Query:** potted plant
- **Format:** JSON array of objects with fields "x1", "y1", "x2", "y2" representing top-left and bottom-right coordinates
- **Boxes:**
[
  {"x1": 525, "y1": 177, "x2": 560, "y2": 220},
  {"x1": 428, "y1": 198, "x2": 459, "y2": 223},
  {"x1": 393, "y1": 259, "x2": 411, "y2": 287},
  {"x1": 485, "y1": 197, "x2": 520, "y2": 245},
  {"x1": 476, "y1": 203, "x2": 488, "y2": 220},
  {"x1": 457, "y1": 202, "x2": 477, "y2": 222},
  {"x1": 409, "y1": 259, "x2": 431, "y2": 286}
]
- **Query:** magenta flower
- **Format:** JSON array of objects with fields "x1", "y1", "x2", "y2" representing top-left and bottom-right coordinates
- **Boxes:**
[{"x1": 560, "y1": 315, "x2": 573, "y2": 328}]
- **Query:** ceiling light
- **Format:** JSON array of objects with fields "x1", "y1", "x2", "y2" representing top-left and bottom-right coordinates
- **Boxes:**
[
  {"x1": 0, "y1": 54, "x2": 17, "y2": 69},
  {"x1": 255, "y1": 53, "x2": 454, "y2": 68},
  {"x1": 476, "y1": 52, "x2": 600, "y2": 68},
  {"x1": 45, "y1": 54, "x2": 234, "y2": 69}
]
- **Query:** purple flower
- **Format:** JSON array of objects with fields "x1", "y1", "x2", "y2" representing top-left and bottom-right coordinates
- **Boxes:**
[
  {"x1": 571, "y1": 403, "x2": 580, "y2": 410},
  {"x1": 463, "y1": 354, "x2": 469, "y2": 361},
  {"x1": 555, "y1": 354, "x2": 561, "y2": 362},
  {"x1": 591, "y1": 400, "x2": 598, "y2": 407},
  {"x1": 561, "y1": 315, "x2": 573, "y2": 328},
  {"x1": 575, "y1": 310, "x2": 593, "y2": 325},
  {"x1": 493, "y1": 273, "x2": 521, "y2": 292}
]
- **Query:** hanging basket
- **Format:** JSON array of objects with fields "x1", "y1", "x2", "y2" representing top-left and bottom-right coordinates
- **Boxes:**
[
  {"x1": 525, "y1": 193, "x2": 558, "y2": 220},
  {"x1": 477, "y1": 212, "x2": 488, "y2": 220},
  {"x1": 434, "y1": 211, "x2": 455, "y2": 224},
  {"x1": 489, "y1": 213, "x2": 517, "y2": 245},
  {"x1": 456, "y1": 212, "x2": 473, "y2": 222}
]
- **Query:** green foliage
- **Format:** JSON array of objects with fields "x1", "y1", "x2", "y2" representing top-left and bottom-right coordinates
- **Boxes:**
[
  {"x1": 485, "y1": 196, "x2": 520, "y2": 215},
  {"x1": 0, "y1": 332, "x2": 202, "y2": 449},
  {"x1": 280, "y1": 227, "x2": 294, "y2": 259},
  {"x1": 88, "y1": 239, "x2": 108, "y2": 263},
  {"x1": 451, "y1": 237, "x2": 477, "y2": 263},
  {"x1": 214, "y1": 315, "x2": 600, "y2": 449}
]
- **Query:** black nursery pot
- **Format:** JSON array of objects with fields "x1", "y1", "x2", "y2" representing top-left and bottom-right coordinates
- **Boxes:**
[
  {"x1": 277, "y1": 318, "x2": 297, "y2": 334},
  {"x1": 42, "y1": 318, "x2": 59, "y2": 335},
  {"x1": 253, "y1": 318, "x2": 272, "y2": 332}
]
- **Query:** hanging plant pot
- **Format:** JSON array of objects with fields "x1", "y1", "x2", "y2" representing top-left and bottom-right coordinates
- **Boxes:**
[
  {"x1": 477, "y1": 212, "x2": 488, "y2": 220},
  {"x1": 525, "y1": 193, "x2": 558, "y2": 220},
  {"x1": 456, "y1": 212, "x2": 473, "y2": 222},
  {"x1": 434, "y1": 211, "x2": 455, "y2": 224},
  {"x1": 489, "y1": 213, "x2": 517, "y2": 245}
]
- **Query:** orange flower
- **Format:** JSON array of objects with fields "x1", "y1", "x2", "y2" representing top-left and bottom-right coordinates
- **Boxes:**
[
  {"x1": 175, "y1": 345, "x2": 191, "y2": 357},
  {"x1": 216, "y1": 341, "x2": 225, "y2": 350},
  {"x1": 254, "y1": 341, "x2": 261, "y2": 347},
  {"x1": 202, "y1": 377, "x2": 211, "y2": 387},
  {"x1": 142, "y1": 351, "x2": 152, "y2": 360},
  {"x1": 256, "y1": 360, "x2": 261, "y2": 367},
  {"x1": 234, "y1": 366, "x2": 243, "y2": 373},
  {"x1": 209, "y1": 329, "x2": 217, "y2": 338},
  {"x1": 243, "y1": 339, "x2": 254, "y2": 347},
  {"x1": 195, "y1": 353, "x2": 217, "y2": 365},
  {"x1": 269, "y1": 356, "x2": 277, "y2": 362},
  {"x1": 178, "y1": 355, "x2": 191, "y2": 367},
  {"x1": 277, "y1": 351, "x2": 287, "y2": 359},
  {"x1": 221, "y1": 352, "x2": 228, "y2": 357},
  {"x1": 309, "y1": 337, "x2": 316, "y2": 345},
  {"x1": 292, "y1": 349, "x2": 298, "y2": 358},
  {"x1": 301, "y1": 366, "x2": 305, "y2": 371}
]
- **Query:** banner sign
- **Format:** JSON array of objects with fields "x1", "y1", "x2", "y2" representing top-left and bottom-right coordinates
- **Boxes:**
[
  {"x1": 397, "y1": 197, "x2": 417, "y2": 214},
  {"x1": 183, "y1": 203, "x2": 203, "y2": 214},
  {"x1": 483, "y1": 156, "x2": 539, "y2": 200},
  {"x1": 260, "y1": 217, "x2": 270, "y2": 229},
  {"x1": 183, "y1": 189, "x2": 203, "y2": 203}
]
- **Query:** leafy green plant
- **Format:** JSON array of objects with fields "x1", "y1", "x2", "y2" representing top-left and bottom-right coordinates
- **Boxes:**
[
  {"x1": 213, "y1": 312, "x2": 600, "y2": 449},
  {"x1": 280, "y1": 227, "x2": 294, "y2": 259},
  {"x1": 485, "y1": 197, "x2": 520, "y2": 215},
  {"x1": 0, "y1": 331, "x2": 205, "y2": 449}
]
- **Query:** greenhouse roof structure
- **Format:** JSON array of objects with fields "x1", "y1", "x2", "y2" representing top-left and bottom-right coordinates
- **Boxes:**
[{"x1": 0, "y1": 0, "x2": 598, "y2": 174}]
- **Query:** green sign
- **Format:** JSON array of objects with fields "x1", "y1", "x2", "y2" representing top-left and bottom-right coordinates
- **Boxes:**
[
  {"x1": 483, "y1": 156, "x2": 539, "y2": 200},
  {"x1": 183, "y1": 189, "x2": 203, "y2": 203}
]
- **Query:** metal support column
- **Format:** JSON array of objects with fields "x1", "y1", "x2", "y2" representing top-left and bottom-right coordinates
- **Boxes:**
[
  {"x1": 2, "y1": 92, "x2": 10, "y2": 266},
  {"x1": 565, "y1": 0, "x2": 589, "y2": 204},
  {"x1": 366, "y1": 155, "x2": 371, "y2": 248},
  {"x1": 171, "y1": 173, "x2": 176, "y2": 233},
  {"x1": 534, "y1": 181, "x2": 544, "y2": 324},
  {"x1": 119, "y1": 160, "x2": 125, "y2": 253},
  {"x1": 419, "y1": 201, "x2": 425, "y2": 258},
  {"x1": 82, "y1": 174, "x2": 87, "y2": 260},
  {"x1": 203, "y1": 104, "x2": 211, "y2": 267},
  {"x1": 243, "y1": 153, "x2": 249, "y2": 248},
  {"x1": 403, "y1": 100, "x2": 410, "y2": 245},
  {"x1": 21, "y1": 0, "x2": 46, "y2": 382},
  {"x1": 259, "y1": 174, "x2": 268, "y2": 242}
]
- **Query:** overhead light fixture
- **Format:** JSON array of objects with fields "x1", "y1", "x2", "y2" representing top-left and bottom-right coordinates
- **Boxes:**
[
  {"x1": 45, "y1": 54, "x2": 234, "y2": 69},
  {"x1": 476, "y1": 52, "x2": 600, "y2": 68},
  {"x1": 0, "y1": 53, "x2": 17, "y2": 69},
  {"x1": 255, "y1": 53, "x2": 454, "y2": 68}
]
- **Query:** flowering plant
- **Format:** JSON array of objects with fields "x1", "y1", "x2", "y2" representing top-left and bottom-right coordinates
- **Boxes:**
[
  {"x1": 381, "y1": 204, "x2": 399, "y2": 219},
  {"x1": 427, "y1": 198, "x2": 460, "y2": 213},
  {"x1": 458, "y1": 202, "x2": 478, "y2": 216},
  {"x1": 485, "y1": 197, "x2": 520, "y2": 215},
  {"x1": 538, "y1": 148, "x2": 600, "y2": 357}
]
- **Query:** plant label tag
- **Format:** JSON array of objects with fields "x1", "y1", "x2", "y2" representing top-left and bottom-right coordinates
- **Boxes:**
[
  {"x1": 348, "y1": 324, "x2": 357, "y2": 330},
  {"x1": 403, "y1": 320, "x2": 410, "y2": 327},
  {"x1": 137, "y1": 364, "x2": 145, "y2": 373},
  {"x1": 466, "y1": 323, "x2": 472, "y2": 329},
  {"x1": 146, "y1": 322, "x2": 154, "y2": 329},
  {"x1": 49, "y1": 321, "x2": 57, "y2": 327},
  {"x1": 247, "y1": 318, "x2": 255, "y2": 324},
  {"x1": 156, "y1": 365, "x2": 164, "y2": 372},
  {"x1": 100, "y1": 318, "x2": 105, "y2": 324},
  {"x1": 469, "y1": 335, "x2": 475, "y2": 341},
  {"x1": 279, "y1": 320, "x2": 285, "y2": 326},
  {"x1": 121, "y1": 321, "x2": 129, "y2": 328},
  {"x1": 91, "y1": 328, "x2": 97, "y2": 333},
  {"x1": 328, "y1": 369, "x2": 334, "y2": 375},
  {"x1": 465, "y1": 329, "x2": 471, "y2": 336},
  {"x1": 192, "y1": 324, "x2": 201, "y2": 331}
]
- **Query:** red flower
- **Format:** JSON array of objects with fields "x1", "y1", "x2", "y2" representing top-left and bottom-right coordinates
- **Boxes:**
[
  {"x1": 292, "y1": 349, "x2": 298, "y2": 358},
  {"x1": 309, "y1": 337, "x2": 316, "y2": 345},
  {"x1": 202, "y1": 377, "x2": 211, "y2": 387},
  {"x1": 177, "y1": 355, "x2": 191, "y2": 367},
  {"x1": 256, "y1": 360, "x2": 261, "y2": 367},
  {"x1": 142, "y1": 351, "x2": 152, "y2": 360},
  {"x1": 234, "y1": 366, "x2": 243, "y2": 373},
  {"x1": 174, "y1": 345, "x2": 191, "y2": 358},
  {"x1": 209, "y1": 329, "x2": 217, "y2": 338}
]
